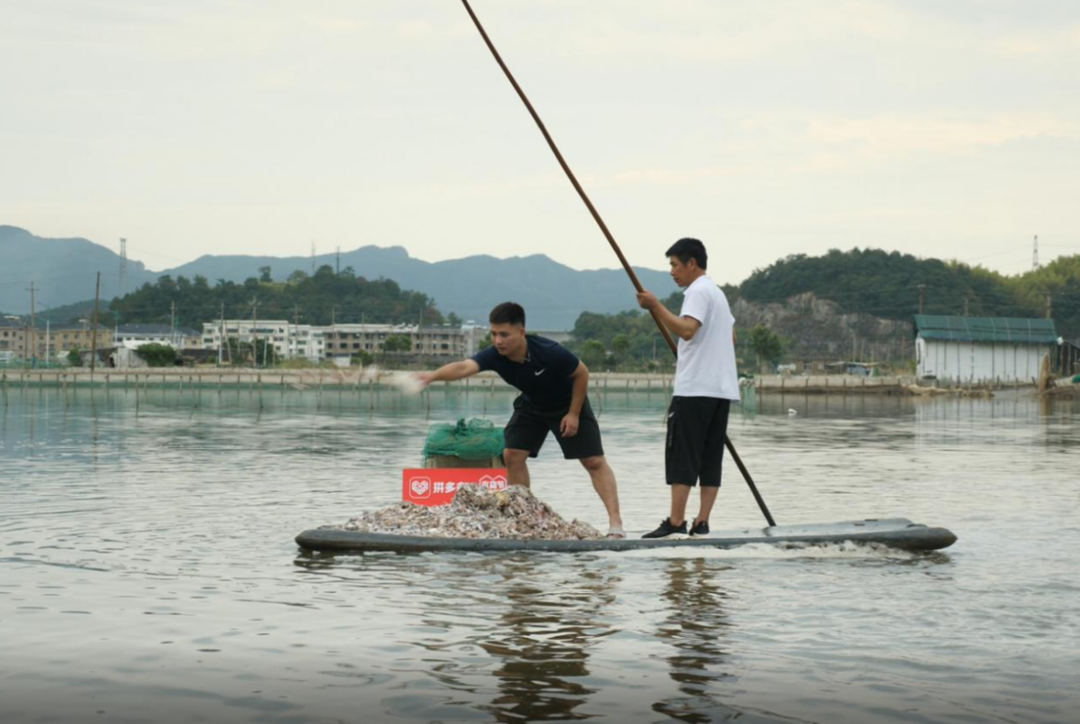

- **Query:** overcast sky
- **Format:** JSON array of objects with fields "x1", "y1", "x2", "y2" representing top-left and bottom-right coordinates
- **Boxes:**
[{"x1": 2, "y1": 0, "x2": 1077, "y2": 284}]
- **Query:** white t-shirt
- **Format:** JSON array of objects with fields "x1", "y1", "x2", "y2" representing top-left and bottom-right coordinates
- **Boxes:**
[{"x1": 673, "y1": 275, "x2": 740, "y2": 400}]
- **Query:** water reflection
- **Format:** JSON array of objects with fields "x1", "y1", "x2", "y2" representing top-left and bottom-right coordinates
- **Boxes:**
[
  {"x1": 3, "y1": 386, "x2": 1078, "y2": 724},
  {"x1": 652, "y1": 558, "x2": 738, "y2": 723},
  {"x1": 476, "y1": 558, "x2": 618, "y2": 722}
]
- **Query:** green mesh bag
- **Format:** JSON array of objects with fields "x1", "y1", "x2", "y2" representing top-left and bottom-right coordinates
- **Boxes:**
[{"x1": 422, "y1": 418, "x2": 506, "y2": 460}]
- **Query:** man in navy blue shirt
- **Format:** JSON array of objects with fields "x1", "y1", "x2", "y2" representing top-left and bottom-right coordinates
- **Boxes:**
[{"x1": 418, "y1": 302, "x2": 624, "y2": 537}]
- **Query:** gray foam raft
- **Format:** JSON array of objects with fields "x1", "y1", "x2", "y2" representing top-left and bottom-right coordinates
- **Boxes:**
[{"x1": 295, "y1": 518, "x2": 957, "y2": 554}]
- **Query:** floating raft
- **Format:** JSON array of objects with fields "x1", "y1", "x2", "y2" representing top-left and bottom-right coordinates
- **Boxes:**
[{"x1": 295, "y1": 518, "x2": 957, "y2": 554}]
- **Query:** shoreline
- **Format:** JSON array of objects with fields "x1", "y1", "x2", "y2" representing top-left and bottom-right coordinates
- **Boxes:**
[{"x1": 0, "y1": 368, "x2": 1038, "y2": 395}]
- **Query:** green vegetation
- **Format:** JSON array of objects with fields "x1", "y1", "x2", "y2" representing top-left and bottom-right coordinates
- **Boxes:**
[
  {"x1": 382, "y1": 334, "x2": 412, "y2": 354},
  {"x1": 746, "y1": 325, "x2": 784, "y2": 373},
  {"x1": 109, "y1": 265, "x2": 447, "y2": 329},
  {"x1": 578, "y1": 340, "x2": 607, "y2": 369},
  {"x1": 565, "y1": 292, "x2": 683, "y2": 370},
  {"x1": 567, "y1": 249, "x2": 1080, "y2": 372},
  {"x1": 135, "y1": 343, "x2": 177, "y2": 367},
  {"x1": 740, "y1": 248, "x2": 1080, "y2": 338}
]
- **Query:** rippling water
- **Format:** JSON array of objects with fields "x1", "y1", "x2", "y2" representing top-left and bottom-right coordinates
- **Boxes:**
[{"x1": 1, "y1": 384, "x2": 1077, "y2": 723}]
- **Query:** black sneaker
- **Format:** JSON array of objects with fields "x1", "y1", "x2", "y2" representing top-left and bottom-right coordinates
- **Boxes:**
[
  {"x1": 642, "y1": 518, "x2": 688, "y2": 539},
  {"x1": 689, "y1": 520, "x2": 710, "y2": 537}
]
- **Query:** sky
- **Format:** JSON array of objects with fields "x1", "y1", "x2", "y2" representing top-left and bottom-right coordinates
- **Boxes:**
[{"x1": 2, "y1": 0, "x2": 1078, "y2": 285}]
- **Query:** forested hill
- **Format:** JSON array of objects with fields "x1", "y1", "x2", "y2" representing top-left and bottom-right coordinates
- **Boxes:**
[
  {"x1": 109, "y1": 266, "x2": 448, "y2": 330},
  {"x1": 736, "y1": 248, "x2": 1080, "y2": 338}
]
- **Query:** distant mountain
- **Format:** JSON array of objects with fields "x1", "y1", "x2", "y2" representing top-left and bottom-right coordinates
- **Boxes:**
[
  {"x1": 0, "y1": 226, "x2": 156, "y2": 316},
  {"x1": 0, "y1": 226, "x2": 676, "y2": 330},
  {"x1": 163, "y1": 246, "x2": 676, "y2": 330}
]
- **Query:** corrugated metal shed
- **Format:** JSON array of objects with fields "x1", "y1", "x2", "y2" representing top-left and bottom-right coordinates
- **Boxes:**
[{"x1": 914, "y1": 315, "x2": 1058, "y2": 344}]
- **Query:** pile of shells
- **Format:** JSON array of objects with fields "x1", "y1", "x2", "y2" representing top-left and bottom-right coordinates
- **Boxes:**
[{"x1": 331, "y1": 485, "x2": 601, "y2": 540}]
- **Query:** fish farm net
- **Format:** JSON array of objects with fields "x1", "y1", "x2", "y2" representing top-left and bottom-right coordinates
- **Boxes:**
[{"x1": 422, "y1": 418, "x2": 506, "y2": 462}]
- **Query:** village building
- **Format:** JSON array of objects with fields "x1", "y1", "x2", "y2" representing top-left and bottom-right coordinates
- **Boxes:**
[
  {"x1": 115, "y1": 323, "x2": 201, "y2": 350},
  {"x1": 914, "y1": 315, "x2": 1059, "y2": 383},
  {"x1": 199, "y1": 321, "x2": 486, "y2": 365},
  {"x1": 1, "y1": 317, "x2": 115, "y2": 364},
  {"x1": 50, "y1": 324, "x2": 115, "y2": 358}
]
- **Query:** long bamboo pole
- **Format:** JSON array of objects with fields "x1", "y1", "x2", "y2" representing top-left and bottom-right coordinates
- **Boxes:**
[{"x1": 459, "y1": 0, "x2": 775, "y2": 526}]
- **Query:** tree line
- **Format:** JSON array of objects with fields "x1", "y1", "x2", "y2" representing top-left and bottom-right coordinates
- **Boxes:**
[
  {"x1": 564, "y1": 248, "x2": 1080, "y2": 372},
  {"x1": 109, "y1": 264, "x2": 453, "y2": 330},
  {"x1": 738, "y1": 248, "x2": 1080, "y2": 338}
]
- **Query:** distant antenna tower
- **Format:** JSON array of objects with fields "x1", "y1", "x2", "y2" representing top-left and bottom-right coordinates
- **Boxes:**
[
  {"x1": 119, "y1": 237, "x2": 129, "y2": 295},
  {"x1": 335, "y1": 245, "x2": 341, "y2": 275},
  {"x1": 1032, "y1": 234, "x2": 1039, "y2": 271}
]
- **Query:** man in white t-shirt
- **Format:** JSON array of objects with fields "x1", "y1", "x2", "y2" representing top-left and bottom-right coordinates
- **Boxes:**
[{"x1": 636, "y1": 238, "x2": 741, "y2": 539}]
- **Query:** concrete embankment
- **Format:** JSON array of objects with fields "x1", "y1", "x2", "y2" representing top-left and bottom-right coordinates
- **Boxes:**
[
  {"x1": 0, "y1": 368, "x2": 678, "y2": 392},
  {"x1": 755, "y1": 374, "x2": 912, "y2": 395},
  {"x1": 2, "y1": 369, "x2": 1036, "y2": 396}
]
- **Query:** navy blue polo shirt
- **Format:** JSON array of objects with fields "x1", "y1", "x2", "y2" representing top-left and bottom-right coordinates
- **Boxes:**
[{"x1": 472, "y1": 335, "x2": 580, "y2": 408}]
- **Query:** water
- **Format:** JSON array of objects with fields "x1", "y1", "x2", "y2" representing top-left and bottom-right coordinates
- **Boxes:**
[{"x1": 1, "y1": 384, "x2": 1077, "y2": 723}]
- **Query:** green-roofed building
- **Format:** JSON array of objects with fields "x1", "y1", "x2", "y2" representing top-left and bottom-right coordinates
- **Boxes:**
[{"x1": 914, "y1": 315, "x2": 1059, "y2": 383}]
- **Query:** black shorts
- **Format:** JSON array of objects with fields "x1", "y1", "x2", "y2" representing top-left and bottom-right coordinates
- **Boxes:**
[
  {"x1": 504, "y1": 395, "x2": 604, "y2": 460},
  {"x1": 666, "y1": 396, "x2": 731, "y2": 487}
]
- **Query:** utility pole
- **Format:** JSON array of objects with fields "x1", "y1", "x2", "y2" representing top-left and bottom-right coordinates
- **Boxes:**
[
  {"x1": 90, "y1": 272, "x2": 101, "y2": 377},
  {"x1": 293, "y1": 304, "x2": 302, "y2": 360},
  {"x1": 1046, "y1": 291, "x2": 1052, "y2": 319},
  {"x1": 335, "y1": 246, "x2": 341, "y2": 275},
  {"x1": 170, "y1": 301, "x2": 177, "y2": 347},
  {"x1": 218, "y1": 302, "x2": 225, "y2": 366},
  {"x1": 119, "y1": 238, "x2": 129, "y2": 296},
  {"x1": 1033, "y1": 235, "x2": 1039, "y2": 272},
  {"x1": 250, "y1": 296, "x2": 259, "y2": 368},
  {"x1": 418, "y1": 306, "x2": 425, "y2": 369},
  {"x1": 964, "y1": 297, "x2": 969, "y2": 317},
  {"x1": 27, "y1": 281, "x2": 36, "y2": 366},
  {"x1": 311, "y1": 240, "x2": 316, "y2": 275},
  {"x1": 918, "y1": 284, "x2": 926, "y2": 315}
]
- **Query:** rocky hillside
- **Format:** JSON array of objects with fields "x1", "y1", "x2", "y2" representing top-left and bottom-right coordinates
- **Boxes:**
[{"x1": 733, "y1": 292, "x2": 913, "y2": 363}]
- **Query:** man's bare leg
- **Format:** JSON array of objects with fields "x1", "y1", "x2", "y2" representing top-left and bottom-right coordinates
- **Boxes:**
[
  {"x1": 503, "y1": 448, "x2": 531, "y2": 489},
  {"x1": 695, "y1": 486, "x2": 719, "y2": 526},
  {"x1": 669, "y1": 484, "x2": 692, "y2": 527},
  {"x1": 580, "y1": 456, "x2": 623, "y2": 530}
]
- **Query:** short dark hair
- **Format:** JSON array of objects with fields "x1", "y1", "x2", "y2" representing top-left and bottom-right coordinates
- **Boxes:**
[
  {"x1": 665, "y1": 237, "x2": 707, "y2": 270},
  {"x1": 489, "y1": 302, "x2": 526, "y2": 326}
]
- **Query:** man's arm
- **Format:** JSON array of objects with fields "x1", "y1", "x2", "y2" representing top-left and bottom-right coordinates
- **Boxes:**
[
  {"x1": 635, "y1": 291, "x2": 701, "y2": 341},
  {"x1": 560, "y1": 361, "x2": 589, "y2": 437},
  {"x1": 418, "y1": 359, "x2": 481, "y2": 387}
]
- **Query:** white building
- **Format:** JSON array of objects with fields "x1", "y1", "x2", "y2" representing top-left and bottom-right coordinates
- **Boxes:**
[
  {"x1": 322, "y1": 323, "x2": 472, "y2": 363},
  {"x1": 201, "y1": 320, "x2": 293, "y2": 362},
  {"x1": 200, "y1": 320, "x2": 474, "y2": 364},
  {"x1": 914, "y1": 315, "x2": 1058, "y2": 383},
  {"x1": 115, "y1": 323, "x2": 201, "y2": 350}
]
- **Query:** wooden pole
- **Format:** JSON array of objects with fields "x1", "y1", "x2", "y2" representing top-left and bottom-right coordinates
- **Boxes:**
[
  {"x1": 460, "y1": 0, "x2": 775, "y2": 525},
  {"x1": 90, "y1": 272, "x2": 101, "y2": 379}
]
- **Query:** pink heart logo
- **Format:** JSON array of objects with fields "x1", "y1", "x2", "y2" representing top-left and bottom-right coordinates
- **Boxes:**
[{"x1": 410, "y1": 477, "x2": 431, "y2": 498}]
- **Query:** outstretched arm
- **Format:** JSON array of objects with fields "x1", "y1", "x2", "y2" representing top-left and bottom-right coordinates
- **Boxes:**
[{"x1": 418, "y1": 359, "x2": 481, "y2": 387}]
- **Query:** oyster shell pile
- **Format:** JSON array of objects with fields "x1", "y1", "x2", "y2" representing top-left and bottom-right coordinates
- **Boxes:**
[{"x1": 333, "y1": 484, "x2": 601, "y2": 540}]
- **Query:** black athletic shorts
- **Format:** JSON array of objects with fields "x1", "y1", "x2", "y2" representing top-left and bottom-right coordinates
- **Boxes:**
[
  {"x1": 666, "y1": 396, "x2": 731, "y2": 487},
  {"x1": 504, "y1": 395, "x2": 604, "y2": 460}
]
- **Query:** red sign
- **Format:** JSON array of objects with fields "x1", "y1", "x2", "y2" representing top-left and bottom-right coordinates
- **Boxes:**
[{"x1": 403, "y1": 468, "x2": 509, "y2": 506}]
